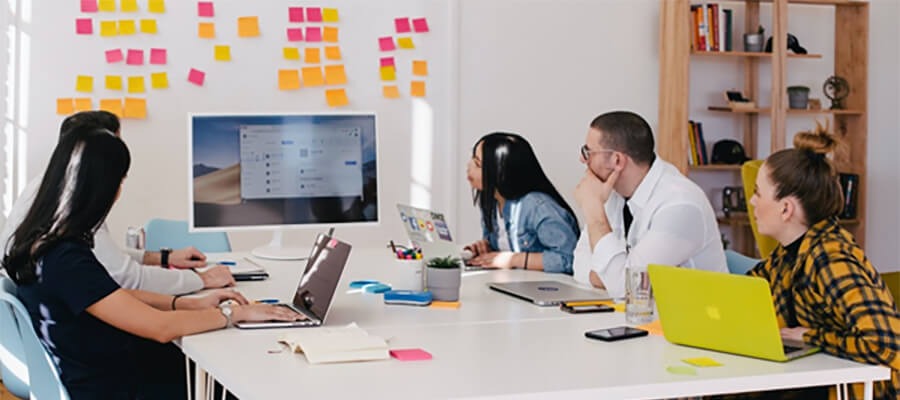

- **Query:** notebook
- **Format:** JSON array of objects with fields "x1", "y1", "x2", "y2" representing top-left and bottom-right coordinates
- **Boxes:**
[{"x1": 278, "y1": 323, "x2": 389, "y2": 364}]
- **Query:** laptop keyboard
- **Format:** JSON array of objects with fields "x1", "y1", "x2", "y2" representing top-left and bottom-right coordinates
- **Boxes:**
[{"x1": 783, "y1": 345, "x2": 802, "y2": 354}]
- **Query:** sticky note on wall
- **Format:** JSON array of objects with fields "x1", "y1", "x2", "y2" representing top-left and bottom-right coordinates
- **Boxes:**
[
  {"x1": 74, "y1": 98, "x2": 92, "y2": 112},
  {"x1": 151, "y1": 72, "x2": 168, "y2": 89},
  {"x1": 238, "y1": 17, "x2": 260, "y2": 37},
  {"x1": 413, "y1": 60, "x2": 428, "y2": 76},
  {"x1": 188, "y1": 68, "x2": 206, "y2": 86},
  {"x1": 395, "y1": 18, "x2": 411, "y2": 33},
  {"x1": 128, "y1": 76, "x2": 145, "y2": 93},
  {"x1": 325, "y1": 89, "x2": 348, "y2": 107},
  {"x1": 121, "y1": 0, "x2": 138, "y2": 12},
  {"x1": 148, "y1": 0, "x2": 165, "y2": 13},
  {"x1": 289, "y1": 7, "x2": 304, "y2": 23},
  {"x1": 283, "y1": 47, "x2": 300, "y2": 60},
  {"x1": 287, "y1": 28, "x2": 303, "y2": 42},
  {"x1": 76, "y1": 18, "x2": 93, "y2": 35},
  {"x1": 100, "y1": 21, "x2": 117, "y2": 36},
  {"x1": 412, "y1": 18, "x2": 430, "y2": 33},
  {"x1": 411, "y1": 81, "x2": 426, "y2": 97},
  {"x1": 322, "y1": 8, "x2": 339, "y2": 22},
  {"x1": 324, "y1": 65, "x2": 347, "y2": 85},
  {"x1": 301, "y1": 67, "x2": 324, "y2": 86},
  {"x1": 383, "y1": 85, "x2": 400, "y2": 99},
  {"x1": 126, "y1": 49, "x2": 144, "y2": 65},
  {"x1": 306, "y1": 8, "x2": 322, "y2": 22},
  {"x1": 278, "y1": 69, "x2": 301, "y2": 90},
  {"x1": 380, "y1": 57, "x2": 395, "y2": 67},
  {"x1": 214, "y1": 45, "x2": 231, "y2": 61},
  {"x1": 81, "y1": 0, "x2": 98, "y2": 13},
  {"x1": 379, "y1": 66, "x2": 396, "y2": 81},
  {"x1": 106, "y1": 75, "x2": 123, "y2": 90},
  {"x1": 198, "y1": 22, "x2": 215, "y2": 38},
  {"x1": 106, "y1": 49, "x2": 123, "y2": 63},
  {"x1": 98, "y1": 0, "x2": 115, "y2": 12},
  {"x1": 397, "y1": 37, "x2": 415, "y2": 49},
  {"x1": 198, "y1": 2, "x2": 214, "y2": 17},
  {"x1": 306, "y1": 27, "x2": 322, "y2": 42},
  {"x1": 119, "y1": 20, "x2": 136, "y2": 35},
  {"x1": 76, "y1": 75, "x2": 94, "y2": 92},
  {"x1": 57, "y1": 98, "x2": 74, "y2": 115},
  {"x1": 100, "y1": 99, "x2": 123, "y2": 117},
  {"x1": 140, "y1": 19, "x2": 157, "y2": 34},
  {"x1": 304, "y1": 48, "x2": 321, "y2": 64},
  {"x1": 324, "y1": 46, "x2": 341, "y2": 61},
  {"x1": 124, "y1": 98, "x2": 147, "y2": 119},
  {"x1": 323, "y1": 27, "x2": 338, "y2": 43},
  {"x1": 149, "y1": 48, "x2": 167, "y2": 65},
  {"x1": 379, "y1": 37, "x2": 395, "y2": 52}
]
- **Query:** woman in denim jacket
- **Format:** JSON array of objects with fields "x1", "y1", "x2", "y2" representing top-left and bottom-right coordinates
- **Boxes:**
[{"x1": 464, "y1": 133, "x2": 580, "y2": 274}]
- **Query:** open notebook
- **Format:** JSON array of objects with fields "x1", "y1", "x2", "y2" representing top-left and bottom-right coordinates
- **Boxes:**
[{"x1": 278, "y1": 323, "x2": 389, "y2": 364}]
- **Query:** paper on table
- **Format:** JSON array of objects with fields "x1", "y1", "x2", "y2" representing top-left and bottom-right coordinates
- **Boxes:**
[
  {"x1": 390, "y1": 349, "x2": 432, "y2": 361},
  {"x1": 636, "y1": 319, "x2": 664, "y2": 336},
  {"x1": 682, "y1": 357, "x2": 723, "y2": 367},
  {"x1": 666, "y1": 365, "x2": 697, "y2": 376},
  {"x1": 279, "y1": 323, "x2": 389, "y2": 364}
]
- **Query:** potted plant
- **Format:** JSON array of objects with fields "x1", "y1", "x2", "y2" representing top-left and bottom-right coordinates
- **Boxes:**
[
  {"x1": 744, "y1": 25, "x2": 765, "y2": 52},
  {"x1": 787, "y1": 85, "x2": 810, "y2": 109},
  {"x1": 425, "y1": 256, "x2": 461, "y2": 302}
]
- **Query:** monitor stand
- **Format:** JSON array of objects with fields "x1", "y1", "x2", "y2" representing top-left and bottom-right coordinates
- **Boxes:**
[{"x1": 251, "y1": 231, "x2": 308, "y2": 261}]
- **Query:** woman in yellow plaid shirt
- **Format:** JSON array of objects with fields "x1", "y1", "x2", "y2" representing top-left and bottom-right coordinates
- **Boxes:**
[{"x1": 747, "y1": 127, "x2": 900, "y2": 400}]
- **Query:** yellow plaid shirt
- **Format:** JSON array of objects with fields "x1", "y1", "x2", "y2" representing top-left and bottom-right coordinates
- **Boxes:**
[{"x1": 749, "y1": 218, "x2": 900, "y2": 400}]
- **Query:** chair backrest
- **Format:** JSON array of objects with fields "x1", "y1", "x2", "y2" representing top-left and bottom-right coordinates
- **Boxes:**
[
  {"x1": 144, "y1": 218, "x2": 231, "y2": 253},
  {"x1": 741, "y1": 160, "x2": 779, "y2": 258},
  {"x1": 0, "y1": 277, "x2": 70, "y2": 400},
  {"x1": 725, "y1": 249, "x2": 761, "y2": 276},
  {"x1": 0, "y1": 277, "x2": 29, "y2": 399}
]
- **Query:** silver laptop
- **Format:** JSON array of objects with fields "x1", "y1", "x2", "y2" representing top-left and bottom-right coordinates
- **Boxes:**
[
  {"x1": 236, "y1": 233, "x2": 351, "y2": 329},
  {"x1": 488, "y1": 281, "x2": 611, "y2": 306}
]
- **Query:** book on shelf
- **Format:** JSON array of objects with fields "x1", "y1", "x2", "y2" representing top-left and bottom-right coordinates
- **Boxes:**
[
  {"x1": 687, "y1": 120, "x2": 710, "y2": 166},
  {"x1": 838, "y1": 173, "x2": 859, "y2": 219},
  {"x1": 690, "y1": 3, "x2": 733, "y2": 53}
]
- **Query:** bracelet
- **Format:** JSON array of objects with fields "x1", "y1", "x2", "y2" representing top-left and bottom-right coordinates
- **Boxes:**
[
  {"x1": 171, "y1": 294, "x2": 183, "y2": 310},
  {"x1": 523, "y1": 252, "x2": 529, "y2": 270}
]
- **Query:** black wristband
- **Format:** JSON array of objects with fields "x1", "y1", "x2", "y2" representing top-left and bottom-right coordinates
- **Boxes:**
[
  {"x1": 523, "y1": 252, "x2": 529, "y2": 270},
  {"x1": 171, "y1": 294, "x2": 183, "y2": 310},
  {"x1": 160, "y1": 248, "x2": 172, "y2": 268}
]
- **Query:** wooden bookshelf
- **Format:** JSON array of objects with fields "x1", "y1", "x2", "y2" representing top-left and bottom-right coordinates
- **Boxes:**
[
  {"x1": 691, "y1": 50, "x2": 822, "y2": 58},
  {"x1": 689, "y1": 164, "x2": 742, "y2": 171},
  {"x1": 707, "y1": 106, "x2": 865, "y2": 115},
  {"x1": 721, "y1": 0, "x2": 866, "y2": 6}
]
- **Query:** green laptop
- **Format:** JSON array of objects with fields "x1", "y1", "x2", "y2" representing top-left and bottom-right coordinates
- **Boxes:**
[{"x1": 648, "y1": 264, "x2": 819, "y2": 362}]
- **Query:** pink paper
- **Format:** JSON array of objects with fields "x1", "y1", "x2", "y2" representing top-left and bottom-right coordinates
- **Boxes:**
[
  {"x1": 287, "y1": 28, "x2": 303, "y2": 42},
  {"x1": 197, "y1": 2, "x2": 214, "y2": 17},
  {"x1": 76, "y1": 18, "x2": 93, "y2": 35},
  {"x1": 305, "y1": 27, "x2": 322, "y2": 42},
  {"x1": 379, "y1": 37, "x2": 396, "y2": 51},
  {"x1": 380, "y1": 57, "x2": 395, "y2": 67},
  {"x1": 126, "y1": 49, "x2": 144, "y2": 65},
  {"x1": 149, "y1": 48, "x2": 167, "y2": 65},
  {"x1": 389, "y1": 349, "x2": 432, "y2": 361},
  {"x1": 289, "y1": 7, "x2": 304, "y2": 23},
  {"x1": 106, "y1": 49, "x2": 123, "y2": 63},
  {"x1": 412, "y1": 18, "x2": 430, "y2": 33},
  {"x1": 395, "y1": 18, "x2": 411, "y2": 33},
  {"x1": 188, "y1": 68, "x2": 205, "y2": 86},
  {"x1": 81, "y1": 0, "x2": 98, "y2": 13},
  {"x1": 306, "y1": 7, "x2": 322, "y2": 22}
]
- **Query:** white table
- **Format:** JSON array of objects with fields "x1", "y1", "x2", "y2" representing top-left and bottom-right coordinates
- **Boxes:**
[{"x1": 180, "y1": 249, "x2": 890, "y2": 400}]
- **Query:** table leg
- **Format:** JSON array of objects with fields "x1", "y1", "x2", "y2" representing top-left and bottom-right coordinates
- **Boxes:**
[
  {"x1": 185, "y1": 356, "x2": 192, "y2": 400},
  {"x1": 195, "y1": 363, "x2": 209, "y2": 400},
  {"x1": 864, "y1": 380, "x2": 873, "y2": 400}
]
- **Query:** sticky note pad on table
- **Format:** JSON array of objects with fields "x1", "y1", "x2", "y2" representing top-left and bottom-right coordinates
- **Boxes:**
[
  {"x1": 666, "y1": 365, "x2": 697, "y2": 376},
  {"x1": 322, "y1": 8, "x2": 339, "y2": 22},
  {"x1": 106, "y1": 75, "x2": 123, "y2": 90},
  {"x1": 683, "y1": 357, "x2": 723, "y2": 367},
  {"x1": 237, "y1": 17, "x2": 260, "y2": 37},
  {"x1": 324, "y1": 65, "x2": 347, "y2": 85},
  {"x1": 304, "y1": 48, "x2": 320, "y2": 64},
  {"x1": 150, "y1": 48, "x2": 167, "y2": 65},
  {"x1": 306, "y1": 7, "x2": 322, "y2": 22},
  {"x1": 128, "y1": 76, "x2": 145, "y2": 93},
  {"x1": 412, "y1": 17, "x2": 430, "y2": 33},
  {"x1": 126, "y1": 49, "x2": 144, "y2": 65},
  {"x1": 81, "y1": 0, "x2": 98, "y2": 13},
  {"x1": 98, "y1": 0, "x2": 115, "y2": 12},
  {"x1": 150, "y1": 72, "x2": 168, "y2": 89},
  {"x1": 198, "y1": 22, "x2": 215, "y2": 38},
  {"x1": 140, "y1": 19, "x2": 157, "y2": 34},
  {"x1": 380, "y1": 66, "x2": 396, "y2": 81},
  {"x1": 106, "y1": 49, "x2": 123, "y2": 63},
  {"x1": 390, "y1": 349, "x2": 432, "y2": 361},
  {"x1": 148, "y1": 0, "x2": 165, "y2": 13},
  {"x1": 301, "y1": 67, "x2": 324, "y2": 86},
  {"x1": 411, "y1": 81, "x2": 426, "y2": 97},
  {"x1": 287, "y1": 28, "x2": 303, "y2": 42},
  {"x1": 278, "y1": 69, "x2": 301, "y2": 90},
  {"x1": 121, "y1": 0, "x2": 138, "y2": 12},
  {"x1": 76, "y1": 75, "x2": 93, "y2": 93},
  {"x1": 383, "y1": 85, "x2": 400, "y2": 99},
  {"x1": 118, "y1": 20, "x2": 136, "y2": 35},
  {"x1": 325, "y1": 89, "x2": 348, "y2": 108},
  {"x1": 412, "y1": 60, "x2": 428, "y2": 76},
  {"x1": 397, "y1": 37, "x2": 415, "y2": 49},
  {"x1": 188, "y1": 68, "x2": 205, "y2": 86},
  {"x1": 289, "y1": 7, "x2": 304, "y2": 23},
  {"x1": 430, "y1": 301, "x2": 460, "y2": 309},
  {"x1": 100, "y1": 21, "x2": 117, "y2": 36},
  {"x1": 323, "y1": 27, "x2": 338, "y2": 43},
  {"x1": 57, "y1": 98, "x2": 74, "y2": 115},
  {"x1": 324, "y1": 46, "x2": 341, "y2": 61},
  {"x1": 636, "y1": 319, "x2": 664, "y2": 336},
  {"x1": 214, "y1": 45, "x2": 231, "y2": 61},
  {"x1": 74, "y1": 98, "x2": 92, "y2": 112},
  {"x1": 395, "y1": 18, "x2": 411, "y2": 33},
  {"x1": 305, "y1": 27, "x2": 322, "y2": 42},
  {"x1": 283, "y1": 47, "x2": 300, "y2": 60},
  {"x1": 100, "y1": 99, "x2": 122, "y2": 117},
  {"x1": 379, "y1": 37, "x2": 395, "y2": 51},
  {"x1": 76, "y1": 18, "x2": 93, "y2": 35},
  {"x1": 198, "y1": 2, "x2": 214, "y2": 17},
  {"x1": 124, "y1": 98, "x2": 146, "y2": 119}
]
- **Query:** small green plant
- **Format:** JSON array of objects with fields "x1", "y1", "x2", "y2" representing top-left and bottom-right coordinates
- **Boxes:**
[
  {"x1": 427, "y1": 256, "x2": 461, "y2": 269},
  {"x1": 757, "y1": 25, "x2": 765, "y2": 35}
]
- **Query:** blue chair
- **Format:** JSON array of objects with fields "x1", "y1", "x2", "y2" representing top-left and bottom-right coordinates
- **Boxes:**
[
  {"x1": 725, "y1": 249, "x2": 760, "y2": 275},
  {"x1": 0, "y1": 277, "x2": 29, "y2": 399},
  {"x1": 144, "y1": 218, "x2": 231, "y2": 253},
  {"x1": 0, "y1": 277, "x2": 70, "y2": 400}
]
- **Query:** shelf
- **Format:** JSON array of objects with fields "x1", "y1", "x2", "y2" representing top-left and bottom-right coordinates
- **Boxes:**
[
  {"x1": 689, "y1": 164, "x2": 742, "y2": 171},
  {"x1": 718, "y1": 215, "x2": 860, "y2": 226},
  {"x1": 692, "y1": 50, "x2": 822, "y2": 59},
  {"x1": 717, "y1": 0, "x2": 867, "y2": 6},
  {"x1": 707, "y1": 106, "x2": 865, "y2": 115}
]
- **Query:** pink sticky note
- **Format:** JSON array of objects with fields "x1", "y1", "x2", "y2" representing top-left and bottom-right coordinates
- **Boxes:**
[
  {"x1": 289, "y1": 7, "x2": 304, "y2": 23},
  {"x1": 81, "y1": 0, "x2": 98, "y2": 13},
  {"x1": 149, "y1": 48, "x2": 167, "y2": 65},
  {"x1": 395, "y1": 18, "x2": 411, "y2": 33},
  {"x1": 306, "y1": 7, "x2": 322, "y2": 22},
  {"x1": 379, "y1": 37, "x2": 396, "y2": 52},
  {"x1": 76, "y1": 18, "x2": 93, "y2": 34},
  {"x1": 188, "y1": 68, "x2": 205, "y2": 86},
  {"x1": 287, "y1": 28, "x2": 303, "y2": 42},
  {"x1": 412, "y1": 18, "x2": 430, "y2": 33},
  {"x1": 106, "y1": 49, "x2": 124, "y2": 63},
  {"x1": 380, "y1": 57, "x2": 395, "y2": 67},
  {"x1": 126, "y1": 49, "x2": 144, "y2": 65},
  {"x1": 390, "y1": 349, "x2": 432, "y2": 362},
  {"x1": 198, "y1": 2, "x2": 214, "y2": 17},
  {"x1": 305, "y1": 27, "x2": 322, "y2": 42}
]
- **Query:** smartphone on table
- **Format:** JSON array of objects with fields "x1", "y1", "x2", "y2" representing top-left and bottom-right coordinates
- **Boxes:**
[{"x1": 584, "y1": 326, "x2": 648, "y2": 341}]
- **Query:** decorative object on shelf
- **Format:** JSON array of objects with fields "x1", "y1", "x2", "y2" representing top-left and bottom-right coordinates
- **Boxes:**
[
  {"x1": 823, "y1": 76, "x2": 850, "y2": 110},
  {"x1": 722, "y1": 186, "x2": 747, "y2": 218},
  {"x1": 808, "y1": 98, "x2": 822, "y2": 110},
  {"x1": 787, "y1": 86, "x2": 810, "y2": 110},
  {"x1": 711, "y1": 140, "x2": 749, "y2": 165},
  {"x1": 743, "y1": 25, "x2": 764, "y2": 52},
  {"x1": 838, "y1": 173, "x2": 859, "y2": 220},
  {"x1": 724, "y1": 90, "x2": 755, "y2": 110},
  {"x1": 764, "y1": 33, "x2": 808, "y2": 54}
]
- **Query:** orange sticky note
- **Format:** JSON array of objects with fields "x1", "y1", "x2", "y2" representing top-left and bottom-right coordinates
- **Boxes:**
[
  {"x1": 283, "y1": 47, "x2": 300, "y2": 60},
  {"x1": 324, "y1": 65, "x2": 347, "y2": 85},
  {"x1": 100, "y1": 98, "x2": 123, "y2": 117},
  {"x1": 148, "y1": 0, "x2": 165, "y2": 13},
  {"x1": 237, "y1": 16, "x2": 260, "y2": 37},
  {"x1": 76, "y1": 75, "x2": 94, "y2": 93},
  {"x1": 98, "y1": 0, "x2": 115, "y2": 12},
  {"x1": 140, "y1": 19, "x2": 157, "y2": 34},
  {"x1": 214, "y1": 45, "x2": 231, "y2": 61},
  {"x1": 106, "y1": 75, "x2": 123, "y2": 90},
  {"x1": 322, "y1": 8, "x2": 339, "y2": 22},
  {"x1": 198, "y1": 22, "x2": 215, "y2": 38},
  {"x1": 413, "y1": 60, "x2": 428, "y2": 76},
  {"x1": 411, "y1": 81, "x2": 426, "y2": 97},
  {"x1": 301, "y1": 67, "x2": 324, "y2": 87},
  {"x1": 379, "y1": 66, "x2": 396, "y2": 82},
  {"x1": 128, "y1": 76, "x2": 145, "y2": 93},
  {"x1": 397, "y1": 37, "x2": 415, "y2": 49},
  {"x1": 304, "y1": 48, "x2": 321, "y2": 64},
  {"x1": 324, "y1": 46, "x2": 342, "y2": 61},
  {"x1": 325, "y1": 89, "x2": 348, "y2": 107},
  {"x1": 383, "y1": 85, "x2": 400, "y2": 99},
  {"x1": 430, "y1": 301, "x2": 460, "y2": 309},
  {"x1": 100, "y1": 20, "x2": 117, "y2": 36},
  {"x1": 278, "y1": 69, "x2": 301, "y2": 90},
  {"x1": 123, "y1": 97, "x2": 147, "y2": 119},
  {"x1": 636, "y1": 319, "x2": 664, "y2": 336},
  {"x1": 150, "y1": 72, "x2": 168, "y2": 89},
  {"x1": 121, "y1": 0, "x2": 138, "y2": 12},
  {"x1": 74, "y1": 98, "x2": 92, "y2": 112},
  {"x1": 118, "y1": 20, "x2": 136, "y2": 35},
  {"x1": 323, "y1": 27, "x2": 338, "y2": 43},
  {"x1": 57, "y1": 98, "x2": 75, "y2": 115}
]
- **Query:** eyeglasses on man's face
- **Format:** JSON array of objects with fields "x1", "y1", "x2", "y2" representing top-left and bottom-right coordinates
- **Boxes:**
[{"x1": 580, "y1": 144, "x2": 614, "y2": 161}]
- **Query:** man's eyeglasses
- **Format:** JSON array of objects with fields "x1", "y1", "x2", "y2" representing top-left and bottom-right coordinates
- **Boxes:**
[{"x1": 580, "y1": 144, "x2": 614, "y2": 160}]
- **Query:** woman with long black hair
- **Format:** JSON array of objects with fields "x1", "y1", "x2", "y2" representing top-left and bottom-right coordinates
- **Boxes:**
[{"x1": 464, "y1": 132, "x2": 580, "y2": 274}]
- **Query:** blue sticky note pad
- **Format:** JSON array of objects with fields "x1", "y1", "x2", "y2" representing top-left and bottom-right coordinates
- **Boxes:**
[
  {"x1": 384, "y1": 290, "x2": 432, "y2": 306},
  {"x1": 364, "y1": 283, "x2": 392, "y2": 294},
  {"x1": 350, "y1": 280, "x2": 380, "y2": 289}
]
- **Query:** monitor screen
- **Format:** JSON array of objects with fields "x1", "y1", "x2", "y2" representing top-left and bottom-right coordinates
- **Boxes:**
[{"x1": 189, "y1": 113, "x2": 378, "y2": 231}]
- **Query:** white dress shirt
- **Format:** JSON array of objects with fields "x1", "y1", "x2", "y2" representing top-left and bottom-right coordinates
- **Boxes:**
[
  {"x1": 0, "y1": 177, "x2": 203, "y2": 295},
  {"x1": 572, "y1": 158, "x2": 728, "y2": 298}
]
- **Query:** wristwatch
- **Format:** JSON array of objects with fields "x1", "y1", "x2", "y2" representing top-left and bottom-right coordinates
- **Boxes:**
[
  {"x1": 219, "y1": 305, "x2": 234, "y2": 328},
  {"x1": 160, "y1": 248, "x2": 172, "y2": 268}
]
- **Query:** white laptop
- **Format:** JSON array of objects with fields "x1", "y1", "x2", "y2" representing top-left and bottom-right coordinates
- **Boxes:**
[
  {"x1": 396, "y1": 204, "x2": 480, "y2": 268},
  {"x1": 488, "y1": 281, "x2": 611, "y2": 307}
]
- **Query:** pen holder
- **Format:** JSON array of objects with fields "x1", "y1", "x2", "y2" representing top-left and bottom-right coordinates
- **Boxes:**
[{"x1": 392, "y1": 258, "x2": 425, "y2": 292}]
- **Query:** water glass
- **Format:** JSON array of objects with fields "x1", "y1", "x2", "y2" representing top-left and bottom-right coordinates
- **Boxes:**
[{"x1": 625, "y1": 266, "x2": 655, "y2": 324}]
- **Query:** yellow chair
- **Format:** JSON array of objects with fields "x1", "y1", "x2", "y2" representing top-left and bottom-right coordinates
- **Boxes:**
[{"x1": 741, "y1": 160, "x2": 779, "y2": 258}]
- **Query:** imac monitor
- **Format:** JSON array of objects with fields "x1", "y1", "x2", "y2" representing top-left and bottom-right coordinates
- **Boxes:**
[{"x1": 189, "y1": 113, "x2": 378, "y2": 259}]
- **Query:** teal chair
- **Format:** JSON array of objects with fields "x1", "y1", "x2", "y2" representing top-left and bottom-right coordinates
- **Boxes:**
[
  {"x1": 725, "y1": 250, "x2": 760, "y2": 275},
  {"x1": 0, "y1": 277, "x2": 70, "y2": 400},
  {"x1": 0, "y1": 277, "x2": 29, "y2": 399},
  {"x1": 144, "y1": 218, "x2": 231, "y2": 253}
]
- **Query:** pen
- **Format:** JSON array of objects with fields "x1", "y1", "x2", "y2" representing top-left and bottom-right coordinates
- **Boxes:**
[
  {"x1": 390, "y1": 240, "x2": 397, "y2": 253},
  {"x1": 255, "y1": 299, "x2": 279, "y2": 304},
  {"x1": 218, "y1": 261, "x2": 236, "y2": 266}
]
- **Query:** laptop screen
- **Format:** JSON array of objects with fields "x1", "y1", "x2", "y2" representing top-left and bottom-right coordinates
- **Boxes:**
[
  {"x1": 291, "y1": 234, "x2": 351, "y2": 321},
  {"x1": 396, "y1": 204, "x2": 458, "y2": 259}
]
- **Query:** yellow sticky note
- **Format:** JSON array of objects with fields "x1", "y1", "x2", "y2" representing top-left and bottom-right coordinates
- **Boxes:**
[
  {"x1": 76, "y1": 75, "x2": 94, "y2": 93},
  {"x1": 106, "y1": 75, "x2": 123, "y2": 91},
  {"x1": 100, "y1": 21, "x2": 118, "y2": 36},
  {"x1": 430, "y1": 301, "x2": 461, "y2": 309},
  {"x1": 74, "y1": 98, "x2": 92, "y2": 112},
  {"x1": 301, "y1": 67, "x2": 324, "y2": 87},
  {"x1": 324, "y1": 65, "x2": 347, "y2": 86},
  {"x1": 214, "y1": 45, "x2": 231, "y2": 61},
  {"x1": 150, "y1": 72, "x2": 168, "y2": 89},
  {"x1": 325, "y1": 89, "x2": 348, "y2": 108},
  {"x1": 123, "y1": 98, "x2": 147, "y2": 119},
  {"x1": 140, "y1": 19, "x2": 157, "y2": 34},
  {"x1": 128, "y1": 76, "x2": 145, "y2": 93},
  {"x1": 121, "y1": 0, "x2": 138, "y2": 12},
  {"x1": 148, "y1": 0, "x2": 165, "y2": 13},
  {"x1": 283, "y1": 47, "x2": 300, "y2": 60},
  {"x1": 323, "y1": 27, "x2": 338, "y2": 43},
  {"x1": 98, "y1": 0, "x2": 115, "y2": 12},
  {"x1": 683, "y1": 357, "x2": 723, "y2": 367},
  {"x1": 100, "y1": 99, "x2": 123, "y2": 117},
  {"x1": 411, "y1": 81, "x2": 426, "y2": 97},
  {"x1": 379, "y1": 66, "x2": 396, "y2": 82},
  {"x1": 413, "y1": 60, "x2": 428, "y2": 76},
  {"x1": 237, "y1": 16, "x2": 260, "y2": 38},
  {"x1": 383, "y1": 85, "x2": 400, "y2": 99},
  {"x1": 198, "y1": 22, "x2": 215, "y2": 39},
  {"x1": 278, "y1": 69, "x2": 301, "y2": 91},
  {"x1": 322, "y1": 8, "x2": 339, "y2": 22},
  {"x1": 119, "y1": 20, "x2": 136, "y2": 35},
  {"x1": 397, "y1": 37, "x2": 415, "y2": 49},
  {"x1": 324, "y1": 46, "x2": 342, "y2": 61},
  {"x1": 57, "y1": 98, "x2": 74, "y2": 115},
  {"x1": 304, "y1": 48, "x2": 321, "y2": 64}
]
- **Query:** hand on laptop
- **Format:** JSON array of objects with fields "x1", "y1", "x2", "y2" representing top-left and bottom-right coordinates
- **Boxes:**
[
  {"x1": 469, "y1": 251, "x2": 516, "y2": 269},
  {"x1": 233, "y1": 304, "x2": 306, "y2": 324},
  {"x1": 198, "y1": 265, "x2": 236, "y2": 288},
  {"x1": 177, "y1": 289, "x2": 249, "y2": 310},
  {"x1": 169, "y1": 246, "x2": 208, "y2": 268},
  {"x1": 464, "y1": 239, "x2": 491, "y2": 257},
  {"x1": 780, "y1": 326, "x2": 809, "y2": 342}
]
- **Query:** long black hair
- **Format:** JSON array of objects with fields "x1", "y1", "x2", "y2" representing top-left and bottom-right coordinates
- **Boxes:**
[
  {"x1": 3, "y1": 127, "x2": 131, "y2": 284},
  {"x1": 473, "y1": 132, "x2": 578, "y2": 233}
]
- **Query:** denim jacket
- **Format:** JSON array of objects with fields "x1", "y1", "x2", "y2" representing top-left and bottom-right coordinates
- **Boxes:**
[{"x1": 482, "y1": 192, "x2": 580, "y2": 274}]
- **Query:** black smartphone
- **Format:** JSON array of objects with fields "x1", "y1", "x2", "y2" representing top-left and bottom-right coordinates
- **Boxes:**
[
  {"x1": 561, "y1": 304, "x2": 615, "y2": 314},
  {"x1": 584, "y1": 327, "x2": 648, "y2": 342}
]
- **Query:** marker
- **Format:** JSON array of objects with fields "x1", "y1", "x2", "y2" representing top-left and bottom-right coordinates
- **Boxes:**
[
  {"x1": 255, "y1": 299, "x2": 279, "y2": 304},
  {"x1": 217, "y1": 261, "x2": 237, "y2": 266}
]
